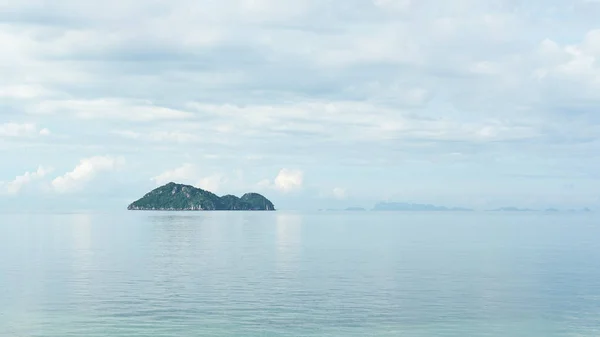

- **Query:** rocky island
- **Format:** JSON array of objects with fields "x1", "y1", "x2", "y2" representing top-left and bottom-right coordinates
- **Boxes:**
[{"x1": 128, "y1": 182, "x2": 275, "y2": 211}]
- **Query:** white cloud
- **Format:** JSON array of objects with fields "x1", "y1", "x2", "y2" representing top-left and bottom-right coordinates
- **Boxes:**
[
  {"x1": 152, "y1": 164, "x2": 228, "y2": 192},
  {"x1": 0, "y1": 123, "x2": 50, "y2": 138},
  {"x1": 112, "y1": 130, "x2": 142, "y2": 139},
  {"x1": 52, "y1": 156, "x2": 125, "y2": 193},
  {"x1": 186, "y1": 101, "x2": 539, "y2": 143},
  {"x1": 30, "y1": 99, "x2": 193, "y2": 122},
  {"x1": 197, "y1": 174, "x2": 226, "y2": 193},
  {"x1": 470, "y1": 61, "x2": 501, "y2": 75},
  {"x1": 148, "y1": 131, "x2": 200, "y2": 143},
  {"x1": 316, "y1": 186, "x2": 349, "y2": 200},
  {"x1": 255, "y1": 169, "x2": 304, "y2": 193},
  {"x1": 274, "y1": 168, "x2": 304, "y2": 193},
  {"x1": 0, "y1": 166, "x2": 52, "y2": 195},
  {"x1": 332, "y1": 187, "x2": 348, "y2": 200},
  {"x1": 534, "y1": 30, "x2": 600, "y2": 84},
  {"x1": 152, "y1": 163, "x2": 198, "y2": 186},
  {"x1": 372, "y1": 0, "x2": 412, "y2": 11},
  {"x1": 113, "y1": 130, "x2": 202, "y2": 143},
  {"x1": 256, "y1": 179, "x2": 272, "y2": 189},
  {"x1": 0, "y1": 84, "x2": 53, "y2": 99}
]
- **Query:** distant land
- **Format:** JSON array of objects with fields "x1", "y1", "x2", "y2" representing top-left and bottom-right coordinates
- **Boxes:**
[
  {"x1": 319, "y1": 203, "x2": 593, "y2": 213},
  {"x1": 128, "y1": 182, "x2": 275, "y2": 211},
  {"x1": 489, "y1": 207, "x2": 535, "y2": 212},
  {"x1": 489, "y1": 207, "x2": 592, "y2": 213},
  {"x1": 372, "y1": 202, "x2": 473, "y2": 212}
]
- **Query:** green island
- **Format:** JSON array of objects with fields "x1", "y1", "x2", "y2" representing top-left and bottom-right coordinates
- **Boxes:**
[{"x1": 127, "y1": 182, "x2": 275, "y2": 211}]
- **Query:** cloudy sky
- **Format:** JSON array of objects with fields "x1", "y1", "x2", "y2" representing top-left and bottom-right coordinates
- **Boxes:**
[{"x1": 2, "y1": 0, "x2": 600, "y2": 210}]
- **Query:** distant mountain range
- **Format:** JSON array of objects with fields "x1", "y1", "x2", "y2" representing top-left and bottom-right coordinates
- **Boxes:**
[
  {"x1": 319, "y1": 202, "x2": 473, "y2": 212},
  {"x1": 319, "y1": 203, "x2": 593, "y2": 213},
  {"x1": 345, "y1": 207, "x2": 367, "y2": 211},
  {"x1": 372, "y1": 202, "x2": 473, "y2": 212},
  {"x1": 489, "y1": 207, "x2": 592, "y2": 213},
  {"x1": 489, "y1": 207, "x2": 535, "y2": 212}
]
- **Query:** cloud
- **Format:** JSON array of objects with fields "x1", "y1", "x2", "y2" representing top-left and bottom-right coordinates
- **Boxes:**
[
  {"x1": 151, "y1": 163, "x2": 198, "y2": 186},
  {"x1": 52, "y1": 156, "x2": 125, "y2": 193},
  {"x1": 151, "y1": 164, "x2": 228, "y2": 192},
  {"x1": 316, "y1": 186, "x2": 349, "y2": 200},
  {"x1": 533, "y1": 30, "x2": 600, "y2": 105},
  {"x1": 0, "y1": 166, "x2": 52, "y2": 195},
  {"x1": 274, "y1": 168, "x2": 304, "y2": 193},
  {"x1": 29, "y1": 99, "x2": 193, "y2": 122},
  {"x1": 255, "y1": 169, "x2": 304, "y2": 193},
  {"x1": 197, "y1": 174, "x2": 226, "y2": 193},
  {"x1": 184, "y1": 101, "x2": 537, "y2": 145},
  {"x1": 372, "y1": 0, "x2": 412, "y2": 12},
  {"x1": 0, "y1": 123, "x2": 51, "y2": 138},
  {"x1": 4, "y1": 0, "x2": 600, "y2": 208},
  {"x1": 113, "y1": 130, "x2": 202, "y2": 143},
  {"x1": 0, "y1": 84, "x2": 54, "y2": 99},
  {"x1": 332, "y1": 187, "x2": 348, "y2": 200}
]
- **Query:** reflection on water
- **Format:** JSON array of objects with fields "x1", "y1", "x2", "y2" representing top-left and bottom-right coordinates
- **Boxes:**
[
  {"x1": 69, "y1": 213, "x2": 94, "y2": 306},
  {"x1": 71, "y1": 213, "x2": 93, "y2": 252},
  {"x1": 0, "y1": 212, "x2": 599, "y2": 336},
  {"x1": 275, "y1": 212, "x2": 302, "y2": 267}
]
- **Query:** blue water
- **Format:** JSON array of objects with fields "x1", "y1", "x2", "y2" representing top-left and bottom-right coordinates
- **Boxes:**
[{"x1": 1, "y1": 211, "x2": 599, "y2": 336}]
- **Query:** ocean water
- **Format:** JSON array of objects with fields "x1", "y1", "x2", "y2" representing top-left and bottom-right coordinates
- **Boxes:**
[{"x1": 1, "y1": 211, "x2": 599, "y2": 336}]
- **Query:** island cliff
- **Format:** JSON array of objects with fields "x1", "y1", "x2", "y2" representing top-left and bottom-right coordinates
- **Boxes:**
[{"x1": 127, "y1": 182, "x2": 275, "y2": 211}]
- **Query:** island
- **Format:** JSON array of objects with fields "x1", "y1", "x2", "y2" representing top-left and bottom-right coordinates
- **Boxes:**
[
  {"x1": 486, "y1": 207, "x2": 593, "y2": 213},
  {"x1": 569, "y1": 207, "x2": 592, "y2": 213},
  {"x1": 127, "y1": 182, "x2": 275, "y2": 211},
  {"x1": 345, "y1": 207, "x2": 367, "y2": 211}
]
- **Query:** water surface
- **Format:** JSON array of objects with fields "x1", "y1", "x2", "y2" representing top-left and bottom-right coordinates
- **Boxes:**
[{"x1": 1, "y1": 211, "x2": 599, "y2": 336}]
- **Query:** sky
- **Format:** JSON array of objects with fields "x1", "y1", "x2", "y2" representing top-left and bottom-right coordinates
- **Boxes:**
[{"x1": 2, "y1": 0, "x2": 600, "y2": 211}]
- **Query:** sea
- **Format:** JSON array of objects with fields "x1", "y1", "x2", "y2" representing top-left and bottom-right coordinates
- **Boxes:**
[{"x1": 1, "y1": 211, "x2": 599, "y2": 336}]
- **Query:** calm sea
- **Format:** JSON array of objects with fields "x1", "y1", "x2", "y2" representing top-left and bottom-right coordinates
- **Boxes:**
[{"x1": 1, "y1": 211, "x2": 599, "y2": 336}]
